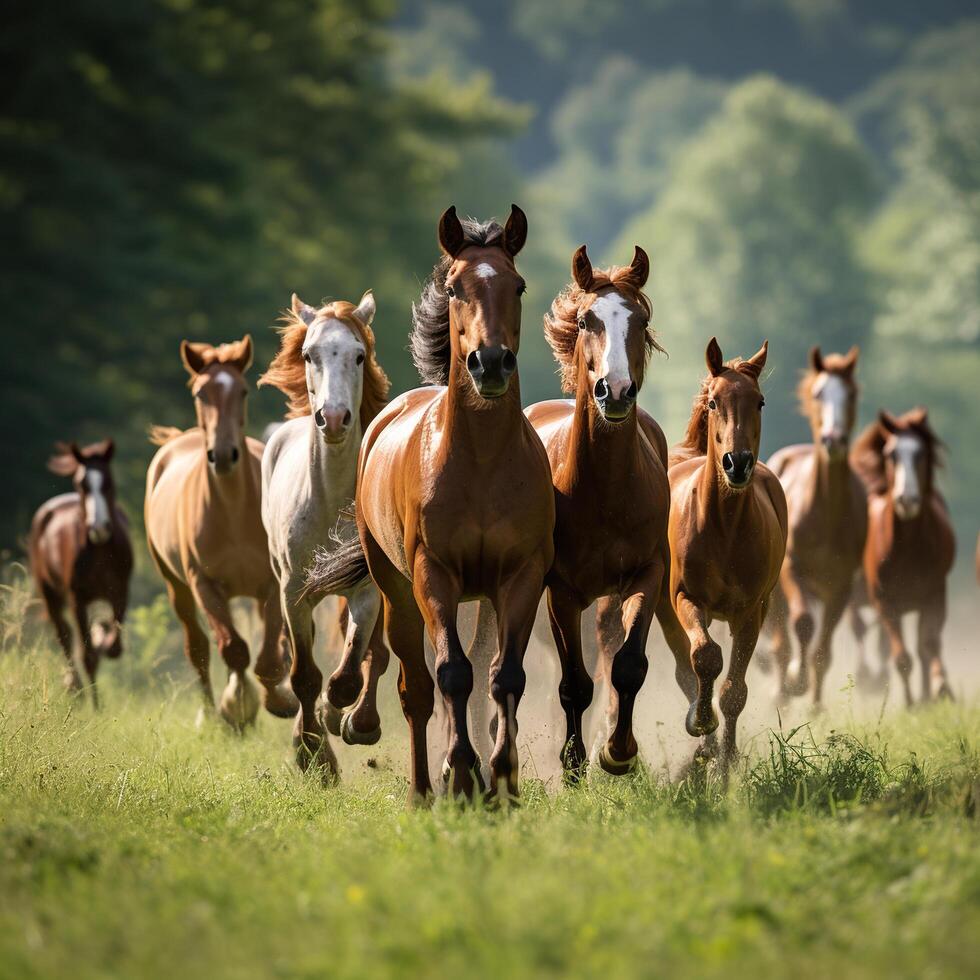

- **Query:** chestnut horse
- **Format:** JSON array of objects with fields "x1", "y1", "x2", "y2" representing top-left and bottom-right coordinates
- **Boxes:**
[
  {"x1": 523, "y1": 243, "x2": 669, "y2": 779},
  {"x1": 850, "y1": 409, "x2": 955, "y2": 704},
  {"x1": 29, "y1": 440, "x2": 132, "y2": 706},
  {"x1": 658, "y1": 339, "x2": 787, "y2": 773},
  {"x1": 765, "y1": 346, "x2": 867, "y2": 706},
  {"x1": 260, "y1": 292, "x2": 391, "y2": 778},
  {"x1": 145, "y1": 337, "x2": 295, "y2": 729},
  {"x1": 309, "y1": 206, "x2": 555, "y2": 804}
]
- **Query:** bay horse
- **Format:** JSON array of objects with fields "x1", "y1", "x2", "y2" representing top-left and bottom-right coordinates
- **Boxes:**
[
  {"x1": 523, "y1": 243, "x2": 670, "y2": 779},
  {"x1": 309, "y1": 206, "x2": 555, "y2": 804},
  {"x1": 658, "y1": 339, "x2": 787, "y2": 774},
  {"x1": 850, "y1": 409, "x2": 955, "y2": 704},
  {"x1": 29, "y1": 440, "x2": 132, "y2": 706},
  {"x1": 764, "y1": 346, "x2": 867, "y2": 707},
  {"x1": 145, "y1": 336, "x2": 296, "y2": 729},
  {"x1": 259, "y1": 291, "x2": 391, "y2": 778}
]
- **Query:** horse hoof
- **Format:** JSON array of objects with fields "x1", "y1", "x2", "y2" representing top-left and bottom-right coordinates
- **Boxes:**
[
  {"x1": 937, "y1": 683, "x2": 954, "y2": 702},
  {"x1": 63, "y1": 670, "x2": 83, "y2": 694},
  {"x1": 598, "y1": 742, "x2": 637, "y2": 776},
  {"x1": 261, "y1": 681, "x2": 300, "y2": 719},
  {"x1": 219, "y1": 672, "x2": 260, "y2": 731},
  {"x1": 783, "y1": 668, "x2": 809, "y2": 698},
  {"x1": 685, "y1": 702, "x2": 718, "y2": 738},
  {"x1": 340, "y1": 711, "x2": 381, "y2": 747},
  {"x1": 441, "y1": 756, "x2": 485, "y2": 797},
  {"x1": 320, "y1": 699, "x2": 343, "y2": 737},
  {"x1": 560, "y1": 739, "x2": 589, "y2": 785}
]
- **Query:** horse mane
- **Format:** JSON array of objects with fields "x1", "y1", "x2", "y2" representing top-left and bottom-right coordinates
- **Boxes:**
[
  {"x1": 544, "y1": 266, "x2": 662, "y2": 394},
  {"x1": 410, "y1": 218, "x2": 507, "y2": 386},
  {"x1": 679, "y1": 358, "x2": 759, "y2": 456},
  {"x1": 148, "y1": 425, "x2": 190, "y2": 446},
  {"x1": 851, "y1": 410, "x2": 944, "y2": 495},
  {"x1": 796, "y1": 352, "x2": 859, "y2": 416},
  {"x1": 258, "y1": 301, "x2": 390, "y2": 427}
]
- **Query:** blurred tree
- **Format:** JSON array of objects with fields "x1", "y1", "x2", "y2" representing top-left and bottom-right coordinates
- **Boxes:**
[
  {"x1": 0, "y1": 0, "x2": 525, "y2": 556},
  {"x1": 615, "y1": 76, "x2": 877, "y2": 451}
]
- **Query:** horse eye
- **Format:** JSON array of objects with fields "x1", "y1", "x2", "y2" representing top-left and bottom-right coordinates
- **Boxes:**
[
  {"x1": 446, "y1": 285, "x2": 456, "y2": 298},
  {"x1": 577, "y1": 317, "x2": 586, "y2": 330},
  {"x1": 356, "y1": 353, "x2": 365, "y2": 365},
  {"x1": 302, "y1": 351, "x2": 311, "y2": 363},
  {"x1": 708, "y1": 399, "x2": 717, "y2": 411}
]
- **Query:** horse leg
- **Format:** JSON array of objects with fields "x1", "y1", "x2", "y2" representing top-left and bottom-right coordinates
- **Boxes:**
[
  {"x1": 340, "y1": 592, "x2": 390, "y2": 747},
  {"x1": 41, "y1": 584, "x2": 81, "y2": 693},
  {"x1": 282, "y1": 585, "x2": 336, "y2": 778},
  {"x1": 764, "y1": 581, "x2": 791, "y2": 696},
  {"x1": 466, "y1": 599, "x2": 496, "y2": 773},
  {"x1": 850, "y1": 602, "x2": 873, "y2": 690},
  {"x1": 164, "y1": 575, "x2": 213, "y2": 714},
  {"x1": 879, "y1": 605, "x2": 914, "y2": 707},
  {"x1": 918, "y1": 594, "x2": 952, "y2": 702},
  {"x1": 674, "y1": 592, "x2": 722, "y2": 739},
  {"x1": 413, "y1": 553, "x2": 479, "y2": 799},
  {"x1": 593, "y1": 595, "x2": 624, "y2": 761},
  {"x1": 487, "y1": 559, "x2": 547, "y2": 804},
  {"x1": 253, "y1": 583, "x2": 299, "y2": 719},
  {"x1": 72, "y1": 597, "x2": 99, "y2": 710},
  {"x1": 781, "y1": 562, "x2": 813, "y2": 697},
  {"x1": 189, "y1": 573, "x2": 259, "y2": 731},
  {"x1": 809, "y1": 587, "x2": 850, "y2": 710},
  {"x1": 546, "y1": 585, "x2": 592, "y2": 782},
  {"x1": 326, "y1": 578, "x2": 380, "y2": 719},
  {"x1": 718, "y1": 608, "x2": 763, "y2": 782},
  {"x1": 599, "y1": 562, "x2": 664, "y2": 775}
]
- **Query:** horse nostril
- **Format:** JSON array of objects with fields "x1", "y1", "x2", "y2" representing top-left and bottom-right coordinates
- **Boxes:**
[
  {"x1": 501, "y1": 349, "x2": 517, "y2": 375},
  {"x1": 230, "y1": 447, "x2": 239, "y2": 463},
  {"x1": 207, "y1": 449, "x2": 216, "y2": 464},
  {"x1": 594, "y1": 378, "x2": 609, "y2": 400},
  {"x1": 625, "y1": 381, "x2": 638, "y2": 401},
  {"x1": 722, "y1": 452, "x2": 735, "y2": 473},
  {"x1": 466, "y1": 350, "x2": 481, "y2": 374},
  {"x1": 314, "y1": 409, "x2": 325, "y2": 427},
  {"x1": 342, "y1": 409, "x2": 352, "y2": 426}
]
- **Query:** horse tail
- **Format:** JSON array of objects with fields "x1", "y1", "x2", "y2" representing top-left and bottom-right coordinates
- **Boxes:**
[
  {"x1": 305, "y1": 510, "x2": 369, "y2": 597},
  {"x1": 148, "y1": 424, "x2": 185, "y2": 446}
]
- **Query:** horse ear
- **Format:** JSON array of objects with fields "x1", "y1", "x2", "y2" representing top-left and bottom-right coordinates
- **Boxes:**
[
  {"x1": 503, "y1": 204, "x2": 528, "y2": 257},
  {"x1": 909, "y1": 406, "x2": 928, "y2": 426},
  {"x1": 234, "y1": 334, "x2": 254, "y2": 373},
  {"x1": 353, "y1": 289, "x2": 376, "y2": 326},
  {"x1": 47, "y1": 442, "x2": 78, "y2": 477},
  {"x1": 291, "y1": 293, "x2": 317, "y2": 326},
  {"x1": 438, "y1": 206, "x2": 466, "y2": 258},
  {"x1": 102, "y1": 438, "x2": 115, "y2": 461},
  {"x1": 625, "y1": 245, "x2": 649, "y2": 289},
  {"x1": 705, "y1": 337, "x2": 724, "y2": 377},
  {"x1": 180, "y1": 340, "x2": 209, "y2": 376},
  {"x1": 70, "y1": 442, "x2": 85, "y2": 464},
  {"x1": 843, "y1": 345, "x2": 859, "y2": 374},
  {"x1": 808, "y1": 345, "x2": 824, "y2": 373},
  {"x1": 878, "y1": 410, "x2": 899, "y2": 434},
  {"x1": 742, "y1": 340, "x2": 769, "y2": 379},
  {"x1": 571, "y1": 245, "x2": 594, "y2": 291}
]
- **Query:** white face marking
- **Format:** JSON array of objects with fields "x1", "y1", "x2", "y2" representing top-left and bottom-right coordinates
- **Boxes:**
[
  {"x1": 211, "y1": 370, "x2": 235, "y2": 393},
  {"x1": 814, "y1": 373, "x2": 849, "y2": 441},
  {"x1": 303, "y1": 318, "x2": 364, "y2": 434},
  {"x1": 474, "y1": 263, "x2": 497, "y2": 280},
  {"x1": 590, "y1": 293, "x2": 633, "y2": 393},
  {"x1": 83, "y1": 469, "x2": 110, "y2": 540},
  {"x1": 892, "y1": 434, "x2": 922, "y2": 514}
]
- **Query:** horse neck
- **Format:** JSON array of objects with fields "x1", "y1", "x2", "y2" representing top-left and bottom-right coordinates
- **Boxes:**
[
  {"x1": 566, "y1": 368, "x2": 639, "y2": 487},
  {"x1": 200, "y1": 440, "x2": 253, "y2": 507},
  {"x1": 440, "y1": 358, "x2": 524, "y2": 464},
  {"x1": 806, "y1": 442, "x2": 852, "y2": 521},
  {"x1": 308, "y1": 414, "x2": 362, "y2": 481}
]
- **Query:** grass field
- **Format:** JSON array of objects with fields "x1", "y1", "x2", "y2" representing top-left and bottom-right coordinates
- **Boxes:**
[{"x1": 2, "y1": 578, "x2": 979, "y2": 979}]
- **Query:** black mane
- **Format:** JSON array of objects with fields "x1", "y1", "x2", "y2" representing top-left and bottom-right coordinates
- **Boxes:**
[{"x1": 409, "y1": 218, "x2": 504, "y2": 385}]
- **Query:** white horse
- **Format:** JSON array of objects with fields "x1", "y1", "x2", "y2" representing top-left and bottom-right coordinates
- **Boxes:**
[{"x1": 259, "y1": 291, "x2": 391, "y2": 777}]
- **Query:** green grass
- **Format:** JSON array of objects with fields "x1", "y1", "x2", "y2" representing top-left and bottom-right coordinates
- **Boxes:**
[{"x1": 1, "y1": 586, "x2": 979, "y2": 978}]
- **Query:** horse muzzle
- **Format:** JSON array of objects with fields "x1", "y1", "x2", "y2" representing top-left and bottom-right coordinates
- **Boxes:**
[
  {"x1": 466, "y1": 345, "x2": 516, "y2": 399},
  {"x1": 722, "y1": 450, "x2": 755, "y2": 489},
  {"x1": 315, "y1": 405, "x2": 353, "y2": 444},
  {"x1": 820, "y1": 433, "x2": 849, "y2": 460},
  {"x1": 207, "y1": 445, "x2": 241, "y2": 474},
  {"x1": 594, "y1": 377, "x2": 637, "y2": 423},
  {"x1": 87, "y1": 525, "x2": 111, "y2": 545},
  {"x1": 894, "y1": 495, "x2": 921, "y2": 521}
]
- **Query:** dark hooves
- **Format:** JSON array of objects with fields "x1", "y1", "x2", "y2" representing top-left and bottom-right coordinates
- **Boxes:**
[
  {"x1": 340, "y1": 711, "x2": 382, "y2": 746},
  {"x1": 440, "y1": 756, "x2": 486, "y2": 796},
  {"x1": 685, "y1": 701, "x2": 719, "y2": 738},
  {"x1": 560, "y1": 740, "x2": 589, "y2": 785},
  {"x1": 598, "y1": 742, "x2": 638, "y2": 776}
]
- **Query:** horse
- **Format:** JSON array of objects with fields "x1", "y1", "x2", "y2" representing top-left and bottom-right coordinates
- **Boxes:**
[
  {"x1": 849, "y1": 409, "x2": 955, "y2": 704},
  {"x1": 764, "y1": 346, "x2": 867, "y2": 707},
  {"x1": 259, "y1": 291, "x2": 391, "y2": 778},
  {"x1": 657, "y1": 338, "x2": 787, "y2": 774},
  {"x1": 145, "y1": 336, "x2": 296, "y2": 729},
  {"x1": 29, "y1": 440, "x2": 132, "y2": 706},
  {"x1": 521, "y1": 243, "x2": 670, "y2": 780},
  {"x1": 309, "y1": 205, "x2": 555, "y2": 805}
]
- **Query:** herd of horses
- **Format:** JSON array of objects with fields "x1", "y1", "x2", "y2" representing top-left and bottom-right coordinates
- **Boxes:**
[{"x1": 28, "y1": 205, "x2": 964, "y2": 804}]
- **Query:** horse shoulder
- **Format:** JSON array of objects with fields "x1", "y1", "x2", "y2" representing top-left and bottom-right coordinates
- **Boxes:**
[
  {"x1": 756, "y1": 464, "x2": 788, "y2": 544},
  {"x1": 766, "y1": 443, "x2": 809, "y2": 481}
]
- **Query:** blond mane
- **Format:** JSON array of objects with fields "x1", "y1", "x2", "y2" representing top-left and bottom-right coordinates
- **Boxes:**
[
  {"x1": 544, "y1": 265, "x2": 661, "y2": 393},
  {"x1": 259, "y1": 301, "x2": 389, "y2": 426}
]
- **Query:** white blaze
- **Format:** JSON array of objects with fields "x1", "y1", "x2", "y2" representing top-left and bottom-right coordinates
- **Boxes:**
[
  {"x1": 816, "y1": 374, "x2": 848, "y2": 440},
  {"x1": 212, "y1": 370, "x2": 235, "y2": 393},
  {"x1": 474, "y1": 263, "x2": 496, "y2": 280},
  {"x1": 590, "y1": 293, "x2": 632, "y2": 391},
  {"x1": 892, "y1": 434, "x2": 921, "y2": 510},
  {"x1": 84, "y1": 470, "x2": 110, "y2": 538}
]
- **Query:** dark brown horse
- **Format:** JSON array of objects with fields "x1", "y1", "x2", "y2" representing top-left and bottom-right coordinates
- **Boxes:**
[
  {"x1": 525, "y1": 243, "x2": 670, "y2": 779},
  {"x1": 29, "y1": 440, "x2": 133, "y2": 706},
  {"x1": 658, "y1": 339, "x2": 787, "y2": 773},
  {"x1": 850, "y1": 409, "x2": 955, "y2": 704},
  {"x1": 765, "y1": 346, "x2": 867, "y2": 707},
  {"x1": 310, "y1": 206, "x2": 555, "y2": 804}
]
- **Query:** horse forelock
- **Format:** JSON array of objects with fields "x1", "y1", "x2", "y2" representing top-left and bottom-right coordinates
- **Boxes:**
[
  {"x1": 410, "y1": 217, "x2": 511, "y2": 386},
  {"x1": 544, "y1": 266, "x2": 659, "y2": 394}
]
